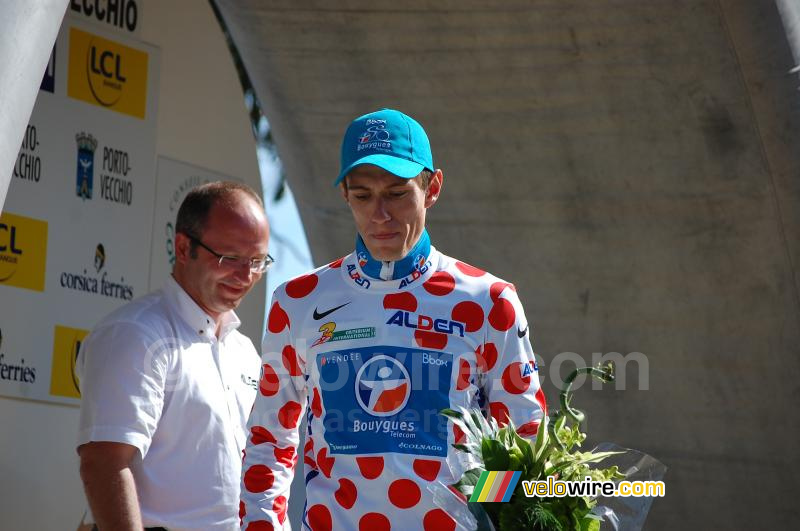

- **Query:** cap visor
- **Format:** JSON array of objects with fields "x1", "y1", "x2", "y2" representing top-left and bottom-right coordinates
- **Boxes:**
[{"x1": 334, "y1": 154, "x2": 426, "y2": 185}]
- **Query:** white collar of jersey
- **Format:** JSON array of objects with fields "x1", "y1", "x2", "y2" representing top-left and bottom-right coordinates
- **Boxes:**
[
  {"x1": 164, "y1": 274, "x2": 241, "y2": 339},
  {"x1": 341, "y1": 245, "x2": 440, "y2": 292}
]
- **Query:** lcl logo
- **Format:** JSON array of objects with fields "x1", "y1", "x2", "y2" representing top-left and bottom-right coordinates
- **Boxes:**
[
  {"x1": 0, "y1": 224, "x2": 23, "y2": 255},
  {"x1": 86, "y1": 40, "x2": 127, "y2": 106},
  {"x1": 90, "y1": 45, "x2": 127, "y2": 83},
  {"x1": 68, "y1": 27, "x2": 149, "y2": 119}
]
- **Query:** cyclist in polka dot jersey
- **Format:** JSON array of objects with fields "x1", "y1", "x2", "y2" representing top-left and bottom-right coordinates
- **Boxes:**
[{"x1": 240, "y1": 109, "x2": 545, "y2": 530}]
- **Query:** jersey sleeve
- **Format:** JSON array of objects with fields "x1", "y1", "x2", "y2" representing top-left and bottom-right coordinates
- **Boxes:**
[
  {"x1": 240, "y1": 292, "x2": 307, "y2": 530},
  {"x1": 478, "y1": 284, "x2": 546, "y2": 439}
]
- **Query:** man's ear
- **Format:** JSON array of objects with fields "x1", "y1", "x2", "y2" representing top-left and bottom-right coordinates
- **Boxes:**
[
  {"x1": 425, "y1": 169, "x2": 444, "y2": 208},
  {"x1": 340, "y1": 182, "x2": 349, "y2": 204},
  {"x1": 174, "y1": 232, "x2": 192, "y2": 265}
]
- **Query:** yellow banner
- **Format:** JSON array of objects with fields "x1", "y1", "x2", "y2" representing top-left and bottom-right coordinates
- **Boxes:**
[
  {"x1": 68, "y1": 27, "x2": 149, "y2": 119},
  {"x1": 50, "y1": 326, "x2": 89, "y2": 399},
  {"x1": 0, "y1": 212, "x2": 48, "y2": 292}
]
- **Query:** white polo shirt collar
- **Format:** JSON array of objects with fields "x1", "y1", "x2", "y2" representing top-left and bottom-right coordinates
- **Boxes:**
[{"x1": 164, "y1": 275, "x2": 241, "y2": 340}]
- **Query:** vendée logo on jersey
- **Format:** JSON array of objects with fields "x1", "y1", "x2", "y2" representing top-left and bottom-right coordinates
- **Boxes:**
[{"x1": 386, "y1": 310, "x2": 466, "y2": 337}]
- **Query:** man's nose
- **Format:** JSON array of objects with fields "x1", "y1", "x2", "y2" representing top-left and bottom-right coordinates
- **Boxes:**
[
  {"x1": 233, "y1": 261, "x2": 254, "y2": 282},
  {"x1": 371, "y1": 198, "x2": 391, "y2": 223}
]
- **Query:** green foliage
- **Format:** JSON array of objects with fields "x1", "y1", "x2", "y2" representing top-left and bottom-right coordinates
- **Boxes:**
[{"x1": 444, "y1": 363, "x2": 624, "y2": 530}]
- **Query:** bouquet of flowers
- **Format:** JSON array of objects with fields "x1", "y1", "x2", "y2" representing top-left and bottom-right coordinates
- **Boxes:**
[{"x1": 436, "y1": 363, "x2": 665, "y2": 530}]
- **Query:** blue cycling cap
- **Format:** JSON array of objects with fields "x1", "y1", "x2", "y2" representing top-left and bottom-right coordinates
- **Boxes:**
[{"x1": 334, "y1": 108, "x2": 434, "y2": 185}]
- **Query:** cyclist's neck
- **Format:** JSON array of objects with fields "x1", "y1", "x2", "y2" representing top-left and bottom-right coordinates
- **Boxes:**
[{"x1": 355, "y1": 229, "x2": 431, "y2": 281}]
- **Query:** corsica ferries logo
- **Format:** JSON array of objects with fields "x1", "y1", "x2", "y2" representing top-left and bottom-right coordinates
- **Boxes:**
[
  {"x1": 50, "y1": 325, "x2": 88, "y2": 399},
  {"x1": 67, "y1": 27, "x2": 149, "y2": 119},
  {"x1": 0, "y1": 328, "x2": 37, "y2": 385},
  {"x1": 76, "y1": 132, "x2": 97, "y2": 199},
  {"x1": 60, "y1": 243, "x2": 133, "y2": 300},
  {"x1": 0, "y1": 212, "x2": 47, "y2": 292}
]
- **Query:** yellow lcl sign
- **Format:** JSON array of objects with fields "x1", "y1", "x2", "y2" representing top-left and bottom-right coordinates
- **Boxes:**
[{"x1": 68, "y1": 27, "x2": 149, "y2": 119}]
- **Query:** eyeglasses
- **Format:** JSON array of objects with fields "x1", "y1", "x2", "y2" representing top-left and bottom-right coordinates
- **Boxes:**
[{"x1": 188, "y1": 235, "x2": 274, "y2": 273}]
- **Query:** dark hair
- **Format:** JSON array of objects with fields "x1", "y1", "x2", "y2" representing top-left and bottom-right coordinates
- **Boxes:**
[
  {"x1": 417, "y1": 170, "x2": 432, "y2": 190},
  {"x1": 341, "y1": 169, "x2": 432, "y2": 192},
  {"x1": 175, "y1": 181, "x2": 263, "y2": 245}
]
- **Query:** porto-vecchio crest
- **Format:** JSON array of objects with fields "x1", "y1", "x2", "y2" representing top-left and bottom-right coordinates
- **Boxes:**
[{"x1": 75, "y1": 132, "x2": 97, "y2": 200}]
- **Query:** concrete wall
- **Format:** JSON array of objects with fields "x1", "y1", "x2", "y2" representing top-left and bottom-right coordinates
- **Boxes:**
[
  {"x1": 0, "y1": 1, "x2": 263, "y2": 528},
  {"x1": 215, "y1": 1, "x2": 800, "y2": 528}
]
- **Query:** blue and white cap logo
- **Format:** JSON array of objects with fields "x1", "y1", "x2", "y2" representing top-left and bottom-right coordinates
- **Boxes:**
[
  {"x1": 355, "y1": 355, "x2": 411, "y2": 417},
  {"x1": 358, "y1": 119, "x2": 391, "y2": 146}
]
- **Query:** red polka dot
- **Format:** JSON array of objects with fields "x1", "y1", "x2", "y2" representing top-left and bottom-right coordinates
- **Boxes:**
[
  {"x1": 388, "y1": 479, "x2": 421, "y2": 509},
  {"x1": 423, "y1": 508, "x2": 456, "y2": 531},
  {"x1": 413, "y1": 459, "x2": 442, "y2": 481},
  {"x1": 335, "y1": 478, "x2": 358, "y2": 509},
  {"x1": 414, "y1": 330, "x2": 448, "y2": 350},
  {"x1": 286, "y1": 273, "x2": 319, "y2": 298},
  {"x1": 489, "y1": 281, "x2": 514, "y2": 302},
  {"x1": 535, "y1": 387, "x2": 548, "y2": 416},
  {"x1": 304, "y1": 437, "x2": 314, "y2": 455},
  {"x1": 329, "y1": 257, "x2": 344, "y2": 269},
  {"x1": 456, "y1": 359, "x2": 471, "y2": 390},
  {"x1": 383, "y1": 292, "x2": 417, "y2": 312},
  {"x1": 453, "y1": 424, "x2": 466, "y2": 444},
  {"x1": 451, "y1": 301, "x2": 484, "y2": 332},
  {"x1": 517, "y1": 421, "x2": 541, "y2": 437},
  {"x1": 259, "y1": 363, "x2": 279, "y2": 396},
  {"x1": 489, "y1": 298, "x2": 516, "y2": 331},
  {"x1": 250, "y1": 425, "x2": 277, "y2": 445},
  {"x1": 317, "y1": 447, "x2": 335, "y2": 478},
  {"x1": 273, "y1": 446, "x2": 295, "y2": 468},
  {"x1": 246, "y1": 521, "x2": 273, "y2": 531},
  {"x1": 267, "y1": 301, "x2": 290, "y2": 333},
  {"x1": 243, "y1": 464, "x2": 274, "y2": 493},
  {"x1": 455, "y1": 261, "x2": 485, "y2": 277},
  {"x1": 274, "y1": 495, "x2": 288, "y2": 524},
  {"x1": 502, "y1": 362, "x2": 531, "y2": 394},
  {"x1": 240, "y1": 500, "x2": 246, "y2": 520},
  {"x1": 423, "y1": 271, "x2": 455, "y2": 296},
  {"x1": 356, "y1": 456, "x2": 384, "y2": 479},
  {"x1": 311, "y1": 387, "x2": 323, "y2": 417},
  {"x1": 307, "y1": 504, "x2": 332, "y2": 531},
  {"x1": 278, "y1": 401, "x2": 302, "y2": 429},
  {"x1": 359, "y1": 513, "x2": 390, "y2": 531},
  {"x1": 282, "y1": 345, "x2": 301, "y2": 376},
  {"x1": 304, "y1": 455, "x2": 317, "y2": 470},
  {"x1": 489, "y1": 402, "x2": 511, "y2": 426},
  {"x1": 476, "y1": 343, "x2": 499, "y2": 372}
]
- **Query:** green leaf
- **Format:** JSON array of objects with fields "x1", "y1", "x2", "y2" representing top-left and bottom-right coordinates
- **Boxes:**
[
  {"x1": 440, "y1": 408, "x2": 463, "y2": 420},
  {"x1": 482, "y1": 439, "x2": 510, "y2": 470},
  {"x1": 453, "y1": 467, "x2": 484, "y2": 497}
]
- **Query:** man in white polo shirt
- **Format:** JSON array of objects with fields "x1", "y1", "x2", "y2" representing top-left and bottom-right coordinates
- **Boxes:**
[{"x1": 77, "y1": 182, "x2": 271, "y2": 531}]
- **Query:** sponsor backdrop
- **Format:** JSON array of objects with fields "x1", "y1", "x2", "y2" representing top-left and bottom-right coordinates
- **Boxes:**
[{"x1": 0, "y1": 14, "x2": 161, "y2": 405}]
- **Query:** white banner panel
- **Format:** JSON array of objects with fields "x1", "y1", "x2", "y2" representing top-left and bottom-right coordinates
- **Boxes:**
[{"x1": 0, "y1": 14, "x2": 160, "y2": 406}]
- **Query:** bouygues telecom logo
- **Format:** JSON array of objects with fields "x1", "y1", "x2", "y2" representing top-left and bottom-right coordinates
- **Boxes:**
[
  {"x1": 67, "y1": 27, "x2": 149, "y2": 119},
  {"x1": 50, "y1": 325, "x2": 89, "y2": 399},
  {"x1": 0, "y1": 212, "x2": 48, "y2": 292}
]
